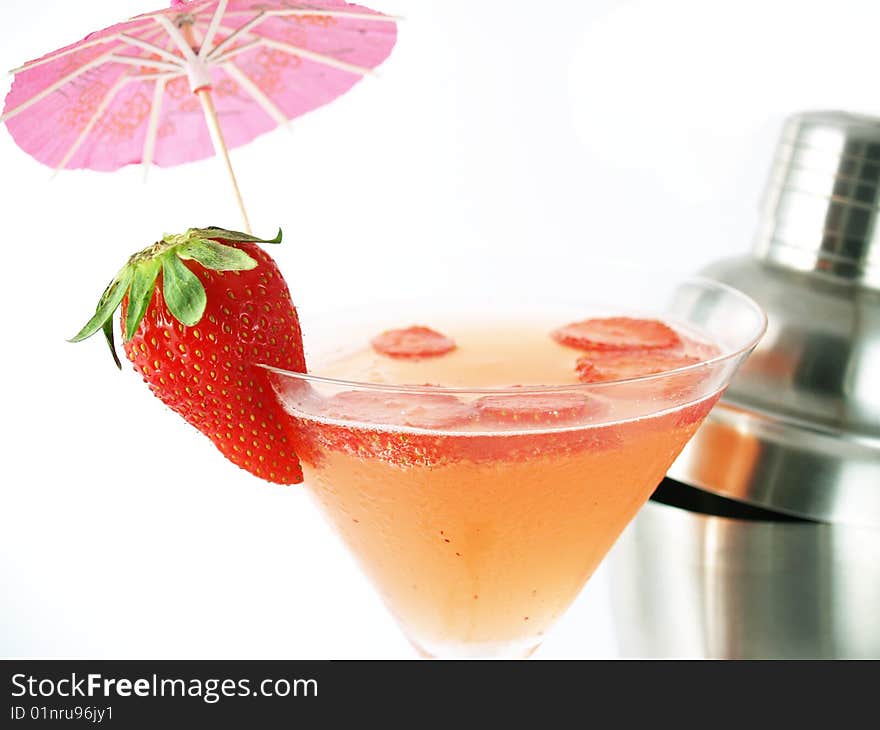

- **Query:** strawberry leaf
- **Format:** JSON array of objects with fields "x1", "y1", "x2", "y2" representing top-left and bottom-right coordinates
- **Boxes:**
[
  {"x1": 103, "y1": 318, "x2": 122, "y2": 370},
  {"x1": 189, "y1": 226, "x2": 282, "y2": 244},
  {"x1": 177, "y1": 239, "x2": 258, "y2": 271},
  {"x1": 124, "y1": 259, "x2": 161, "y2": 342},
  {"x1": 69, "y1": 268, "x2": 133, "y2": 343},
  {"x1": 162, "y1": 254, "x2": 206, "y2": 327}
]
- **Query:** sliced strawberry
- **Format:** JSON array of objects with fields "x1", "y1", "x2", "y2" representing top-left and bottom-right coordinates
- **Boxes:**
[
  {"x1": 475, "y1": 391, "x2": 607, "y2": 427},
  {"x1": 575, "y1": 351, "x2": 700, "y2": 383},
  {"x1": 289, "y1": 391, "x2": 472, "y2": 468},
  {"x1": 371, "y1": 326, "x2": 456, "y2": 358},
  {"x1": 321, "y1": 390, "x2": 474, "y2": 429},
  {"x1": 552, "y1": 317, "x2": 681, "y2": 351}
]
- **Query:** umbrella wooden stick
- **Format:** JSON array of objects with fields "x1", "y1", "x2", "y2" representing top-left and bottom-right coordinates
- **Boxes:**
[
  {"x1": 179, "y1": 18, "x2": 251, "y2": 234},
  {"x1": 196, "y1": 87, "x2": 252, "y2": 234}
]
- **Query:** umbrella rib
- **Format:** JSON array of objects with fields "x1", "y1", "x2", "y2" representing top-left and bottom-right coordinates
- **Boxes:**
[
  {"x1": 9, "y1": 37, "x2": 119, "y2": 74},
  {"x1": 198, "y1": 0, "x2": 229, "y2": 59},
  {"x1": 210, "y1": 39, "x2": 262, "y2": 65},
  {"x1": 1, "y1": 54, "x2": 112, "y2": 123},
  {"x1": 118, "y1": 34, "x2": 185, "y2": 66},
  {"x1": 206, "y1": 13, "x2": 268, "y2": 61},
  {"x1": 224, "y1": 9, "x2": 402, "y2": 22},
  {"x1": 141, "y1": 76, "x2": 168, "y2": 180},
  {"x1": 208, "y1": 23, "x2": 376, "y2": 77},
  {"x1": 53, "y1": 72, "x2": 131, "y2": 175},
  {"x1": 130, "y1": 71, "x2": 180, "y2": 82},
  {"x1": 3, "y1": 26, "x2": 174, "y2": 123},
  {"x1": 107, "y1": 54, "x2": 183, "y2": 73},
  {"x1": 221, "y1": 61, "x2": 288, "y2": 127},
  {"x1": 8, "y1": 22, "x2": 159, "y2": 73},
  {"x1": 188, "y1": 18, "x2": 206, "y2": 50},
  {"x1": 142, "y1": 30, "x2": 182, "y2": 180},
  {"x1": 153, "y1": 15, "x2": 199, "y2": 61},
  {"x1": 248, "y1": 35, "x2": 377, "y2": 77},
  {"x1": 133, "y1": 0, "x2": 216, "y2": 23}
]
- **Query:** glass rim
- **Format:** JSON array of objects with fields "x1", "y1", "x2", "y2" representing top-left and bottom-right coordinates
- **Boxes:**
[{"x1": 258, "y1": 277, "x2": 768, "y2": 396}]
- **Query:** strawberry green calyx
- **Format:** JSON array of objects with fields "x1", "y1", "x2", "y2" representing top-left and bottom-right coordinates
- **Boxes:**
[{"x1": 69, "y1": 226, "x2": 283, "y2": 369}]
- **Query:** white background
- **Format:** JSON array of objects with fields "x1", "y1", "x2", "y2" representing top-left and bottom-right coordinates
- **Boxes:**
[{"x1": 2, "y1": 0, "x2": 879, "y2": 658}]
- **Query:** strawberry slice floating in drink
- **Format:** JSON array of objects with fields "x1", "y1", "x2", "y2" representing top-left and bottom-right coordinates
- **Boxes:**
[
  {"x1": 552, "y1": 317, "x2": 682, "y2": 351},
  {"x1": 288, "y1": 389, "x2": 474, "y2": 468},
  {"x1": 470, "y1": 390, "x2": 618, "y2": 456},
  {"x1": 575, "y1": 351, "x2": 700, "y2": 383},
  {"x1": 371, "y1": 326, "x2": 456, "y2": 359},
  {"x1": 322, "y1": 390, "x2": 474, "y2": 429},
  {"x1": 475, "y1": 391, "x2": 607, "y2": 426}
]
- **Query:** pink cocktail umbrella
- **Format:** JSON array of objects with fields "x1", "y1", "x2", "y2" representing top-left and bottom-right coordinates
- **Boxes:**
[{"x1": 2, "y1": 0, "x2": 398, "y2": 231}]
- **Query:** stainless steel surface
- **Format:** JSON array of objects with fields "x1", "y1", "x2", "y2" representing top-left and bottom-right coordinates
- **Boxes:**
[
  {"x1": 757, "y1": 110, "x2": 880, "y2": 287},
  {"x1": 675, "y1": 110, "x2": 880, "y2": 526},
  {"x1": 669, "y1": 401, "x2": 880, "y2": 528},
  {"x1": 610, "y1": 500, "x2": 880, "y2": 659}
]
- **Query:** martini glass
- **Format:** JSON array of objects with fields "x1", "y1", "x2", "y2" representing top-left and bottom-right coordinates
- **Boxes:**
[{"x1": 264, "y1": 278, "x2": 766, "y2": 658}]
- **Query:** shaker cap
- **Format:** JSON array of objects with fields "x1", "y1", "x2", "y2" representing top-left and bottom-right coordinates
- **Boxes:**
[{"x1": 757, "y1": 110, "x2": 880, "y2": 288}]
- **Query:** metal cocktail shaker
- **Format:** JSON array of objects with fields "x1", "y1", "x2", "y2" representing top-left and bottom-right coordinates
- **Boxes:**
[{"x1": 610, "y1": 111, "x2": 880, "y2": 658}]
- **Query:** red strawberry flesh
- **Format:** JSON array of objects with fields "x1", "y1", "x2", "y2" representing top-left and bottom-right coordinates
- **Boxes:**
[
  {"x1": 552, "y1": 317, "x2": 681, "y2": 351},
  {"x1": 475, "y1": 391, "x2": 607, "y2": 426},
  {"x1": 321, "y1": 390, "x2": 474, "y2": 429},
  {"x1": 371, "y1": 326, "x2": 456, "y2": 358},
  {"x1": 123, "y1": 244, "x2": 305, "y2": 484},
  {"x1": 575, "y1": 351, "x2": 700, "y2": 383}
]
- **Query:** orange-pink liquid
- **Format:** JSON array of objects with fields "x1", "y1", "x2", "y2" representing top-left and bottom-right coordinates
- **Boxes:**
[{"x1": 286, "y1": 323, "x2": 718, "y2": 657}]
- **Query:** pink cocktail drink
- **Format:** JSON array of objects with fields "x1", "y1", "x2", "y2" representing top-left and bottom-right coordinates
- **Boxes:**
[{"x1": 267, "y1": 283, "x2": 765, "y2": 657}]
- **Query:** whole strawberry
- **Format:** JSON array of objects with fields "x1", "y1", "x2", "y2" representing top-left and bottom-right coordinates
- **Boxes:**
[{"x1": 71, "y1": 227, "x2": 306, "y2": 484}]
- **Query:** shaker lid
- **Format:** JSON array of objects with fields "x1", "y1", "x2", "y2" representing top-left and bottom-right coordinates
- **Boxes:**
[{"x1": 756, "y1": 110, "x2": 880, "y2": 288}]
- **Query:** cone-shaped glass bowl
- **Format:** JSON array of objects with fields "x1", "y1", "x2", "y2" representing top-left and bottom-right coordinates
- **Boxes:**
[{"x1": 264, "y1": 278, "x2": 766, "y2": 658}]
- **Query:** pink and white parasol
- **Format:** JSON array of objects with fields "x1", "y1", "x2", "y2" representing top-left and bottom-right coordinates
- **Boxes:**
[{"x1": 2, "y1": 0, "x2": 398, "y2": 231}]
